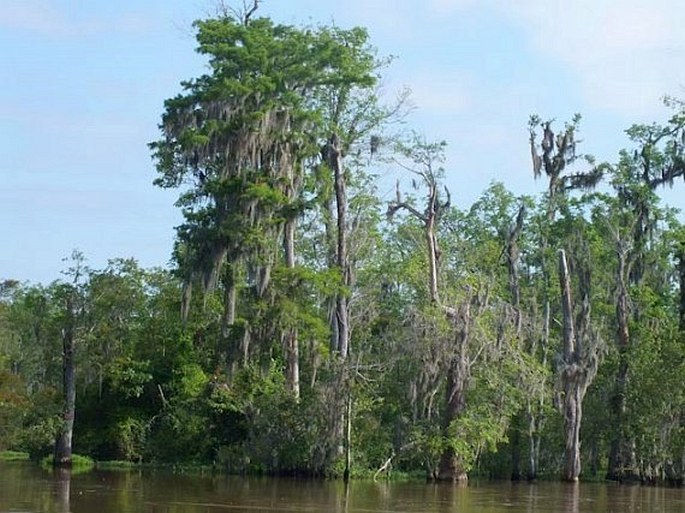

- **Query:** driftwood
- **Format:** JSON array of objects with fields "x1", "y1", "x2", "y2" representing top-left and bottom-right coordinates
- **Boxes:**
[{"x1": 373, "y1": 442, "x2": 417, "y2": 481}]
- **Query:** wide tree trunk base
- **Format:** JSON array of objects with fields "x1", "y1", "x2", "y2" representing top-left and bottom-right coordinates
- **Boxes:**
[
  {"x1": 434, "y1": 472, "x2": 469, "y2": 483},
  {"x1": 436, "y1": 451, "x2": 468, "y2": 483},
  {"x1": 605, "y1": 470, "x2": 641, "y2": 484}
]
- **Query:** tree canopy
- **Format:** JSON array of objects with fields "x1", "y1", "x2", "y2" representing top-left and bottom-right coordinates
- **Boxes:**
[{"x1": 1, "y1": 10, "x2": 685, "y2": 485}]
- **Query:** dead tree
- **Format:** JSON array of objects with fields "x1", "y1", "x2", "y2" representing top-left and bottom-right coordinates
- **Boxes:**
[
  {"x1": 504, "y1": 204, "x2": 526, "y2": 336},
  {"x1": 606, "y1": 222, "x2": 640, "y2": 481},
  {"x1": 387, "y1": 140, "x2": 450, "y2": 306},
  {"x1": 327, "y1": 133, "x2": 351, "y2": 358},
  {"x1": 558, "y1": 248, "x2": 601, "y2": 481},
  {"x1": 679, "y1": 240, "x2": 685, "y2": 333},
  {"x1": 388, "y1": 138, "x2": 475, "y2": 481},
  {"x1": 528, "y1": 115, "x2": 601, "y2": 479},
  {"x1": 54, "y1": 292, "x2": 76, "y2": 467}
]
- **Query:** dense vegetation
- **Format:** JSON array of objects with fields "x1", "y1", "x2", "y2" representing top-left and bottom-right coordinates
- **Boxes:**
[{"x1": 2, "y1": 10, "x2": 685, "y2": 484}]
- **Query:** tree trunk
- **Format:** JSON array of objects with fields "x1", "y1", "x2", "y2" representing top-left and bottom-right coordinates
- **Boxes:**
[
  {"x1": 527, "y1": 252, "x2": 552, "y2": 481},
  {"x1": 510, "y1": 415, "x2": 522, "y2": 481},
  {"x1": 437, "y1": 304, "x2": 471, "y2": 482},
  {"x1": 284, "y1": 218, "x2": 300, "y2": 400},
  {"x1": 329, "y1": 133, "x2": 350, "y2": 359},
  {"x1": 526, "y1": 297, "x2": 550, "y2": 481},
  {"x1": 343, "y1": 390, "x2": 352, "y2": 482},
  {"x1": 679, "y1": 245, "x2": 685, "y2": 485},
  {"x1": 506, "y1": 205, "x2": 525, "y2": 335},
  {"x1": 326, "y1": 133, "x2": 352, "y2": 466},
  {"x1": 607, "y1": 357, "x2": 634, "y2": 481},
  {"x1": 221, "y1": 264, "x2": 236, "y2": 338},
  {"x1": 283, "y1": 329, "x2": 299, "y2": 398},
  {"x1": 559, "y1": 250, "x2": 575, "y2": 362},
  {"x1": 437, "y1": 356, "x2": 469, "y2": 482},
  {"x1": 181, "y1": 280, "x2": 192, "y2": 325},
  {"x1": 559, "y1": 249, "x2": 582, "y2": 481},
  {"x1": 321, "y1": 186, "x2": 340, "y2": 356},
  {"x1": 558, "y1": 248, "x2": 599, "y2": 482},
  {"x1": 678, "y1": 246, "x2": 685, "y2": 333},
  {"x1": 54, "y1": 295, "x2": 76, "y2": 467},
  {"x1": 527, "y1": 401, "x2": 542, "y2": 481},
  {"x1": 607, "y1": 246, "x2": 638, "y2": 481},
  {"x1": 426, "y1": 216, "x2": 439, "y2": 304},
  {"x1": 222, "y1": 263, "x2": 241, "y2": 378},
  {"x1": 561, "y1": 376, "x2": 583, "y2": 481},
  {"x1": 506, "y1": 207, "x2": 525, "y2": 481}
]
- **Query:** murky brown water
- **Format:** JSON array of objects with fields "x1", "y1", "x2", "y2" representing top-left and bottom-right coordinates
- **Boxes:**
[{"x1": 2, "y1": 461, "x2": 685, "y2": 513}]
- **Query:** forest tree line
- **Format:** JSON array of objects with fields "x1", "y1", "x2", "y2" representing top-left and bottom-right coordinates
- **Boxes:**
[{"x1": 1, "y1": 10, "x2": 685, "y2": 483}]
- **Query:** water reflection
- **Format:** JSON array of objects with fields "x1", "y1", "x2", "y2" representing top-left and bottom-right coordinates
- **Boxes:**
[
  {"x1": 2, "y1": 462, "x2": 685, "y2": 513},
  {"x1": 55, "y1": 467, "x2": 71, "y2": 513},
  {"x1": 561, "y1": 482, "x2": 579, "y2": 513}
]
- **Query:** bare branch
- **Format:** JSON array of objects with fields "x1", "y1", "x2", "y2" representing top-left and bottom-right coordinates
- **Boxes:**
[{"x1": 387, "y1": 201, "x2": 427, "y2": 223}]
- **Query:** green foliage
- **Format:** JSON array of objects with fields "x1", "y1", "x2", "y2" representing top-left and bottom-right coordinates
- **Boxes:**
[
  {"x1": 40, "y1": 453, "x2": 95, "y2": 472},
  {"x1": 0, "y1": 370, "x2": 27, "y2": 450},
  {"x1": 20, "y1": 418, "x2": 62, "y2": 461},
  {"x1": 109, "y1": 358, "x2": 152, "y2": 399},
  {"x1": 208, "y1": 363, "x2": 335, "y2": 475},
  {"x1": 0, "y1": 450, "x2": 29, "y2": 461},
  {"x1": 3, "y1": 8, "x2": 685, "y2": 485},
  {"x1": 18, "y1": 387, "x2": 62, "y2": 461},
  {"x1": 108, "y1": 417, "x2": 149, "y2": 463}
]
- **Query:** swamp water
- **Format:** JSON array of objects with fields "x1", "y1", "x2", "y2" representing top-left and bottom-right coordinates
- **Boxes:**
[{"x1": 2, "y1": 461, "x2": 685, "y2": 512}]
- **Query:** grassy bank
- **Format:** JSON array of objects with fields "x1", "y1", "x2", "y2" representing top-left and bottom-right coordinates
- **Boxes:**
[{"x1": 0, "y1": 451, "x2": 29, "y2": 461}]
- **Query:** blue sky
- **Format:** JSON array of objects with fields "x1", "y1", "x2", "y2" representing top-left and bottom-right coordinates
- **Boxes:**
[{"x1": 3, "y1": 0, "x2": 685, "y2": 283}]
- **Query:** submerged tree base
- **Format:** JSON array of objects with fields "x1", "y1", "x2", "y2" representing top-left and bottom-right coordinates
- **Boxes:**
[
  {"x1": 433, "y1": 472, "x2": 469, "y2": 483},
  {"x1": 41, "y1": 454, "x2": 94, "y2": 471},
  {"x1": 434, "y1": 452, "x2": 469, "y2": 483}
]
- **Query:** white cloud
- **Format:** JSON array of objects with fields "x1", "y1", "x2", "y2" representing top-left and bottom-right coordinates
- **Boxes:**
[
  {"x1": 0, "y1": 0, "x2": 157, "y2": 37},
  {"x1": 406, "y1": 69, "x2": 474, "y2": 114},
  {"x1": 0, "y1": 0, "x2": 74, "y2": 36},
  {"x1": 333, "y1": 0, "x2": 685, "y2": 119},
  {"x1": 427, "y1": 0, "x2": 481, "y2": 15},
  {"x1": 301, "y1": 0, "x2": 417, "y2": 40},
  {"x1": 496, "y1": 0, "x2": 685, "y2": 118}
]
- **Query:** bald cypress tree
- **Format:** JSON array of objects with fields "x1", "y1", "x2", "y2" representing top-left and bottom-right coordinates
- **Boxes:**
[{"x1": 151, "y1": 14, "x2": 378, "y2": 399}]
